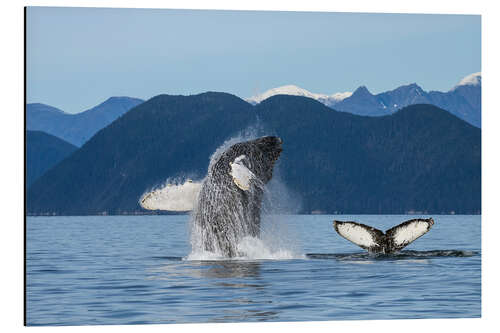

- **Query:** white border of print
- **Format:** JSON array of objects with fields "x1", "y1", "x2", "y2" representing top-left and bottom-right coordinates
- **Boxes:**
[{"x1": 2, "y1": 1, "x2": 498, "y2": 333}]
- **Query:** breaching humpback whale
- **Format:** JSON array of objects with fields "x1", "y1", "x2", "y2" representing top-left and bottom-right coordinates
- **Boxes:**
[
  {"x1": 333, "y1": 218, "x2": 434, "y2": 253},
  {"x1": 192, "y1": 136, "x2": 283, "y2": 257},
  {"x1": 139, "y1": 136, "x2": 283, "y2": 258}
]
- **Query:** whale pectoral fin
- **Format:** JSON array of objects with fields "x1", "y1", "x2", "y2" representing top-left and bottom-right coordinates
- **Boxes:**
[
  {"x1": 140, "y1": 180, "x2": 202, "y2": 211},
  {"x1": 229, "y1": 155, "x2": 255, "y2": 191},
  {"x1": 333, "y1": 221, "x2": 385, "y2": 252},
  {"x1": 385, "y1": 218, "x2": 434, "y2": 252}
]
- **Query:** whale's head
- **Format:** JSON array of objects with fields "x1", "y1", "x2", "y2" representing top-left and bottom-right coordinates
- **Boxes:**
[
  {"x1": 235, "y1": 136, "x2": 282, "y2": 185},
  {"x1": 252, "y1": 136, "x2": 283, "y2": 165},
  {"x1": 212, "y1": 136, "x2": 283, "y2": 189}
]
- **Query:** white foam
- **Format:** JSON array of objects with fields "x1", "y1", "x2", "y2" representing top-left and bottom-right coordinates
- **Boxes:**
[
  {"x1": 184, "y1": 250, "x2": 228, "y2": 261},
  {"x1": 237, "y1": 236, "x2": 303, "y2": 260},
  {"x1": 185, "y1": 236, "x2": 304, "y2": 261}
]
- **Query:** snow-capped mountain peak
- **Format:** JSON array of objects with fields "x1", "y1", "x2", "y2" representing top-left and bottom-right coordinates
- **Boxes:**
[
  {"x1": 453, "y1": 72, "x2": 481, "y2": 90},
  {"x1": 246, "y1": 85, "x2": 352, "y2": 105},
  {"x1": 329, "y1": 91, "x2": 353, "y2": 101}
]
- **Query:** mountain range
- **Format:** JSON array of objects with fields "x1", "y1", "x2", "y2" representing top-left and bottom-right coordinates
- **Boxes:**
[
  {"x1": 247, "y1": 72, "x2": 481, "y2": 127},
  {"x1": 26, "y1": 96, "x2": 144, "y2": 146},
  {"x1": 27, "y1": 93, "x2": 481, "y2": 215},
  {"x1": 26, "y1": 73, "x2": 481, "y2": 151},
  {"x1": 26, "y1": 130, "x2": 77, "y2": 188}
]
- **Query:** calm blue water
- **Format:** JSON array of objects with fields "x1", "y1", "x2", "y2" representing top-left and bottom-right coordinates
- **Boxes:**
[{"x1": 26, "y1": 214, "x2": 481, "y2": 326}]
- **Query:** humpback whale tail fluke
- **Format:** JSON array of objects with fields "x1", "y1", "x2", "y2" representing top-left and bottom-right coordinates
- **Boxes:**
[{"x1": 333, "y1": 218, "x2": 434, "y2": 254}]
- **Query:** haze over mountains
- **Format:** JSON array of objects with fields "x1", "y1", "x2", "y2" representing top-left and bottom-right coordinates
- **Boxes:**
[
  {"x1": 27, "y1": 96, "x2": 144, "y2": 146},
  {"x1": 27, "y1": 93, "x2": 481, "y2": 216},
  {"x1": 247, "y1": 72, "x2": 481, "y2": 127}
]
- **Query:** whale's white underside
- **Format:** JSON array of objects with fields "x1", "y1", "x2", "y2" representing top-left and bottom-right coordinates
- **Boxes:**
[
  {"x1": 335, "y1": 223, "x2": 378, "y2": 248},
  {"x1": 390, "y1": 220, "x2": 431, "y2": 246},
  {"x1": 334, "y1": 218, "x2": 434, "y2": 253},
  {"x1": 229, "y1": 155, "x2": 255, "y2": 191},
  {"x1": 140, "y1": 180, "x2": 202, "y2": 211}
]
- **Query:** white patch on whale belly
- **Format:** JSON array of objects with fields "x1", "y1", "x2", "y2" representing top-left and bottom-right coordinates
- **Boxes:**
[
  {"x1": 336, "y1": 222, "x2": 378, "y2": 248},
  {"x1": 391, "y1": 220, "x2": 430, "y2": 246},
  {"x1": 140, "y1": 180, "x2": 202, "y2": 211},
  {"x1": 229, "y1": 155, "x2": 255, "y2": 191}
]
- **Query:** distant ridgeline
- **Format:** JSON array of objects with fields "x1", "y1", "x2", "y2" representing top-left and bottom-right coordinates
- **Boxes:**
[
  {"x1": 27, "y1": 92, "x2": 481, "y2": 215},
  {"x1": 333, "y1": 82, "x2": 481, "y2": 127},
  {"x1": 27, "y1": 97, "x2": 144, "y2": 147},
  {"x1": 247, "y1": 73, "x2": 482, "y2": 128}
]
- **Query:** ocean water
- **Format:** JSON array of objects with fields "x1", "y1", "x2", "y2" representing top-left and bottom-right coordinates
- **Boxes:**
[{"x1": 26, "y1": 214, "x2": 481, "y2": 326}]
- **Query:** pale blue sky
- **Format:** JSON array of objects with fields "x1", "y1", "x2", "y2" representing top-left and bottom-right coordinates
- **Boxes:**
[{"x1": 26, "y1": 7, "x2": 481, "y2": 114}]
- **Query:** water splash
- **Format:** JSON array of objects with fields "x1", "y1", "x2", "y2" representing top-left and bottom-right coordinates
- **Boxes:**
[
  {"x1": 186, "y1": 129, "x2": 304, "y2": 261},
  {"x1": 186, "y1": 236, "x2": 302, "y2": 261},
  {"x1": 207, "y1": 125, "x2": 266, "y2": 171}
]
